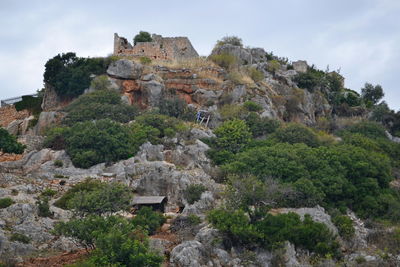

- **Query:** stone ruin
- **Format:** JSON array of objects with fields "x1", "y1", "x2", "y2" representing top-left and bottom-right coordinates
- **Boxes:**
[{"x1": 113, "y1": 33, "x2": 199, "y2": 61}]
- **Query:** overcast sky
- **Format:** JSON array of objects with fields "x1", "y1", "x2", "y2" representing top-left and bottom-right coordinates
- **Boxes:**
[{"x1": 0, "y1": 0, "x2": 399, "y2": 110}]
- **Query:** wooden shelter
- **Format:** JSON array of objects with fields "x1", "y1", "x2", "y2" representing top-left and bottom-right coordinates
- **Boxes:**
[{"x1": 131, "y1": 196, "x2": 167, "y2": 213}]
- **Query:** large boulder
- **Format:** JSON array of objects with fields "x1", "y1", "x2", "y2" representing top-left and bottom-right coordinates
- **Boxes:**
[
  {"x1": 107, "y1": 59, "x2": 143, "y2": 79},
  {"x1": 33, "y1": 111, "x2": 65, "y2": 136},
  {"x1": 141, "y1": 80, "x2": 164, "y2": 107},
  {"x1": 292, "y1": 60, "x2": 308, "y2": 73}
]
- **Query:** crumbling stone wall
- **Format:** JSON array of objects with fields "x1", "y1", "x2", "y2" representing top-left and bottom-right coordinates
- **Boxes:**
[
  {"x1": 114, "y1": 33, "x2": 198, "y2": 61},
  {"x1": 0, "y1": 105, "x2": 29, "y2": 128}
]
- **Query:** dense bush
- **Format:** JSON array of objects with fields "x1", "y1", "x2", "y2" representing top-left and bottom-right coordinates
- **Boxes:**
[
  {"x1": 134, "y1": 31, "x2": 153, "y2": 45},
  {"x1": 245, "y1": 113, "x2": 280, "y2": 137},
  {"x1": 332, "y1": 214, "x2": 355, "y2": 240},
  {"x1": 243, "y1": 101, "x2": 262, "y2": 112},
  {"x1": 14, "y1": 95, "x2": 42, "y2": 115},
  {"x1": 37, "y1": 196, "x2": 53, "y2": 218},
  {"x1": 159, "y1": 97, "x2": 190, "y2": 119},
  {"x1": 266, "y1": 60, "x2": 281, "y2": 74},
  {"x1": 55, "y1": 179, "x2": 132, "y2": 215},
  {"x1": 184, "y1": 184, "x2": 207, "y2": 204},
  {"x1": 89, "y1": 75, "x2": 111, "y2": 91},
  {"x1": 10, "y1": 233, "x2": 31, "y2": 244},
  {"x1": 0, "y1": 197, "x2": 14, "y2": 209},
  {"x1": 62, "y1": 90, "x2": 139, "y2": 126},
  {"x1": 209, "y1": 53, "x2": 237, "y2": 69},
  {"x1": 55, "y1": 214, "x2": 163, "y2": 266},
  {"x1": 65, "y1": 119, "x2": 135, "y2": 168},
  {"x1": 338, "y1": 121, "x2": 387, "y2": 140},
  {"x1": 0, "y1": 128, "x2": 26, "y2": 154},
  {"x1": 294, "y1": 68, "x2": 325, "y2": 92},
  {"x1": 132, "y1": 207, "x2": 166, "y2": 234},
  {"x1": 135, "y1": 113, "x2": 188, "y2": 138},
  {"x1": 208, "y1": 209, "x2": 339, "y2": 256},
  {"x1": 213, "y1": 119, "x2": 252, "y2": 153},
  {"x1": 215, "y1": 36, "x2": 243, "y2": 47},
  {"x1": 272, "y1": 123, "x2": 320, "y2": 147},
  {"x1": 222, "y1": 142, "x2": 395, "y2": 219},
  {"x1": 44, "y1": 52, "x2": 109, "y2": 98},
  {"x1": 43, "y1": 127, "x2": 69, "y2": 150}
]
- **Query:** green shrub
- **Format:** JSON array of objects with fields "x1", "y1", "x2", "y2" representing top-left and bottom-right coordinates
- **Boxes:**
[
  {"x1": 273, "y1": 123, "x2": 320, "y2": 147},
  {"x1": 247, "y1": 67, "x2": 264, "y2": 82},
  {"x1": 208, "y1": 209, "x2": 339, "y2": 256},
  {"x1": 214, "y1": 119, "x2": 252, "y2": 153},
  {"x1": 187, "y1": 214, "x2": 202, "y2": 225},
  {"x1": 139, "y1": 56, "x2": 152, "y2": 65},
  {"x1": 294, "y1": 67, "x2": 325, "y2": 92},
  {"x1": 0, "y1": 198, "x2": 14, "y2": 209},
  {"x1": 89, "y1": 75, "x2": 111, "y2": 91},
  {"x1": 222, "y1": 142, "x2": 395, "y2": 220},
  {"x1": 65, "y1": 119, "x2": 135, "y2": 168},
  {"x1": 245, "y1": 112, "x2": 280, "y2": 137},
  {"x1": 43, "y1": 127, "x2": 69, "y2": 150},
  {"x1": 14, "y1": 95, "x2": 42, "y2": 115},
  {"x1": 44, "y1": 53, "x2": 109, "y2": 98},
  {"x1": 332, "y1": 215, "x2": 355, "y2": 240},
  {"x1": 159, "y1": 97, "x2": 188, "y2": 119},
  {"x1": 339, "y1": 121, "x2": 387, "y2": 140},
  {"x1": 41, "y1": 188, "x2": 57, "y2": 197},
  {"x1": 0, "y1": 128, "x2": 26, "y2": 154},
  {"x1": 37, "y1": 196, "x2": 53, "y2": 218},
  {"x1": 55, "y1": 179, "x2": 132, "y2": 215},
  {"x1": 133, "y1": 31, "x2": 153, "y2": 45},
  {"x1": 135, "y1": 113, "x2": 187, "y2": 138},
  {"x1": 219, "y1": 104, "x2": 246, "y2": 121},
  {"x1": 54, "y1": 160, "x2": 63, "y2": 167},
  {"x1": 62, "y1": 90, "x2": 139, "y2": 126},
  {"x1": 184, "y1": 184, "x2": 207, "y2": 204},
  {"x1": 243, "y1": 101, "x2": 262, "y2": 112},
  {"x1": 266, "y1": 60, "x2": 281, "y2": 74},
  {"x1": 209, "y1": 53, "x2": 237, "y2": 69},
  {"x1": 132, "y1": 207, "x2": 166, "y2": 235},
  {"x1": 215, "y1": 36, "x2": 243, "y2": 47},
  {"x1": 10, "y1": 233, "x2": 31, "y2": 244}
]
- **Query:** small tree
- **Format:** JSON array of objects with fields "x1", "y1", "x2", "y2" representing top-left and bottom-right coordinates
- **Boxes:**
[
  {"x1": 361, "y1": 83, "x2": 384, "y2": 105},
  {"x1": 214, "y1": 119, "x2": 252, "y2": 153},
  {"x1": 216, "y1": 36, "x2": 243, "y2": 47},
  {"x1": 134, "y1": 31, "x2": 152, "y2": 45},
  {"x1": 0, "y1": 128, "x2": 25, "y2": 154}
]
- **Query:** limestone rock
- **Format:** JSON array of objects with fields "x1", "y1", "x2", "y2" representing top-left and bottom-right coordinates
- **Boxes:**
[
  {"x1": 6, "y1": 119, "x2": 23, "y2": 135},
  {"x1": 107, "y1": 59, "x2": 143, "y2": 79},
  {"x1": 170, "y1": 240, "x2": 206, "y2": 267},
  {"x1": 141, "y1": 80, "x2": 164, "y2": 107},
  {"x1": 292, "y1": 60, "x2": 308, "y2": 73}
]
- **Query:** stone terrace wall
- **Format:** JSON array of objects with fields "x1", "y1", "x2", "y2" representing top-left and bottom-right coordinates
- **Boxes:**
[{"x1": 114, "y1": 33, "x2": 199, "y2": 61}]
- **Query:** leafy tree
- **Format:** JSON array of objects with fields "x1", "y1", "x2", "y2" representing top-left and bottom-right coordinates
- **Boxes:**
[
  {"x1": 159, "y1": 97, "x2": 190, "y2": 119},
  {"x1": 131, "y1": 207, "x2": 166, "y2": 235},
  {"x1": 44, "y1": 53, "x2": 109, "y2": 98},
  {"x1": 214, "y1": 119, "x2": 252, "y2": 153},
  {"x1": 0, "y1": 128, "x2": 25, "y2": 154},
  {"x1": 361, "y1": 83, "x2": 384, "y2": 105},
  {"x1": 133, "y1": 31, "x2": 153, "y2": 45},
  {"x1": 294, "y1": 68, "x2": 325, "y2": 92},
  {"x1": 65, "y1": 119, "x2": 135, "y2": 168}
]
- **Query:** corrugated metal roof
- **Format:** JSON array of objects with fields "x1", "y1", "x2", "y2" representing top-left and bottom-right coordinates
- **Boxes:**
[{"x1": 132, "y1": 196, "x2": 167, "y2": 205}]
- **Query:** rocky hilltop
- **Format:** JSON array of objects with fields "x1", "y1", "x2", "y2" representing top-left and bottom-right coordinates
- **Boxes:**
[{"x1": 1, "y1": 33, "x2": 400, "y2": 267}]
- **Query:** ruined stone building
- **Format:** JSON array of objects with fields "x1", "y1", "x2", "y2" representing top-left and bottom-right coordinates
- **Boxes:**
[{"x1": 113, "y1": 33, "x2": 199, "y2": 61}]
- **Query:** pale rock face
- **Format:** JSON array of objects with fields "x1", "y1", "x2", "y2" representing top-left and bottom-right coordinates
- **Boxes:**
[
  {"x1": 141, "y1": 80, "x2": 164, "y2": 106},
  {"x1": 107, "y1": 59, "x2": 143, "y2": 79},
  {"x1": 292, "y1": 60, "x2": 308, "y2": 73}
]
